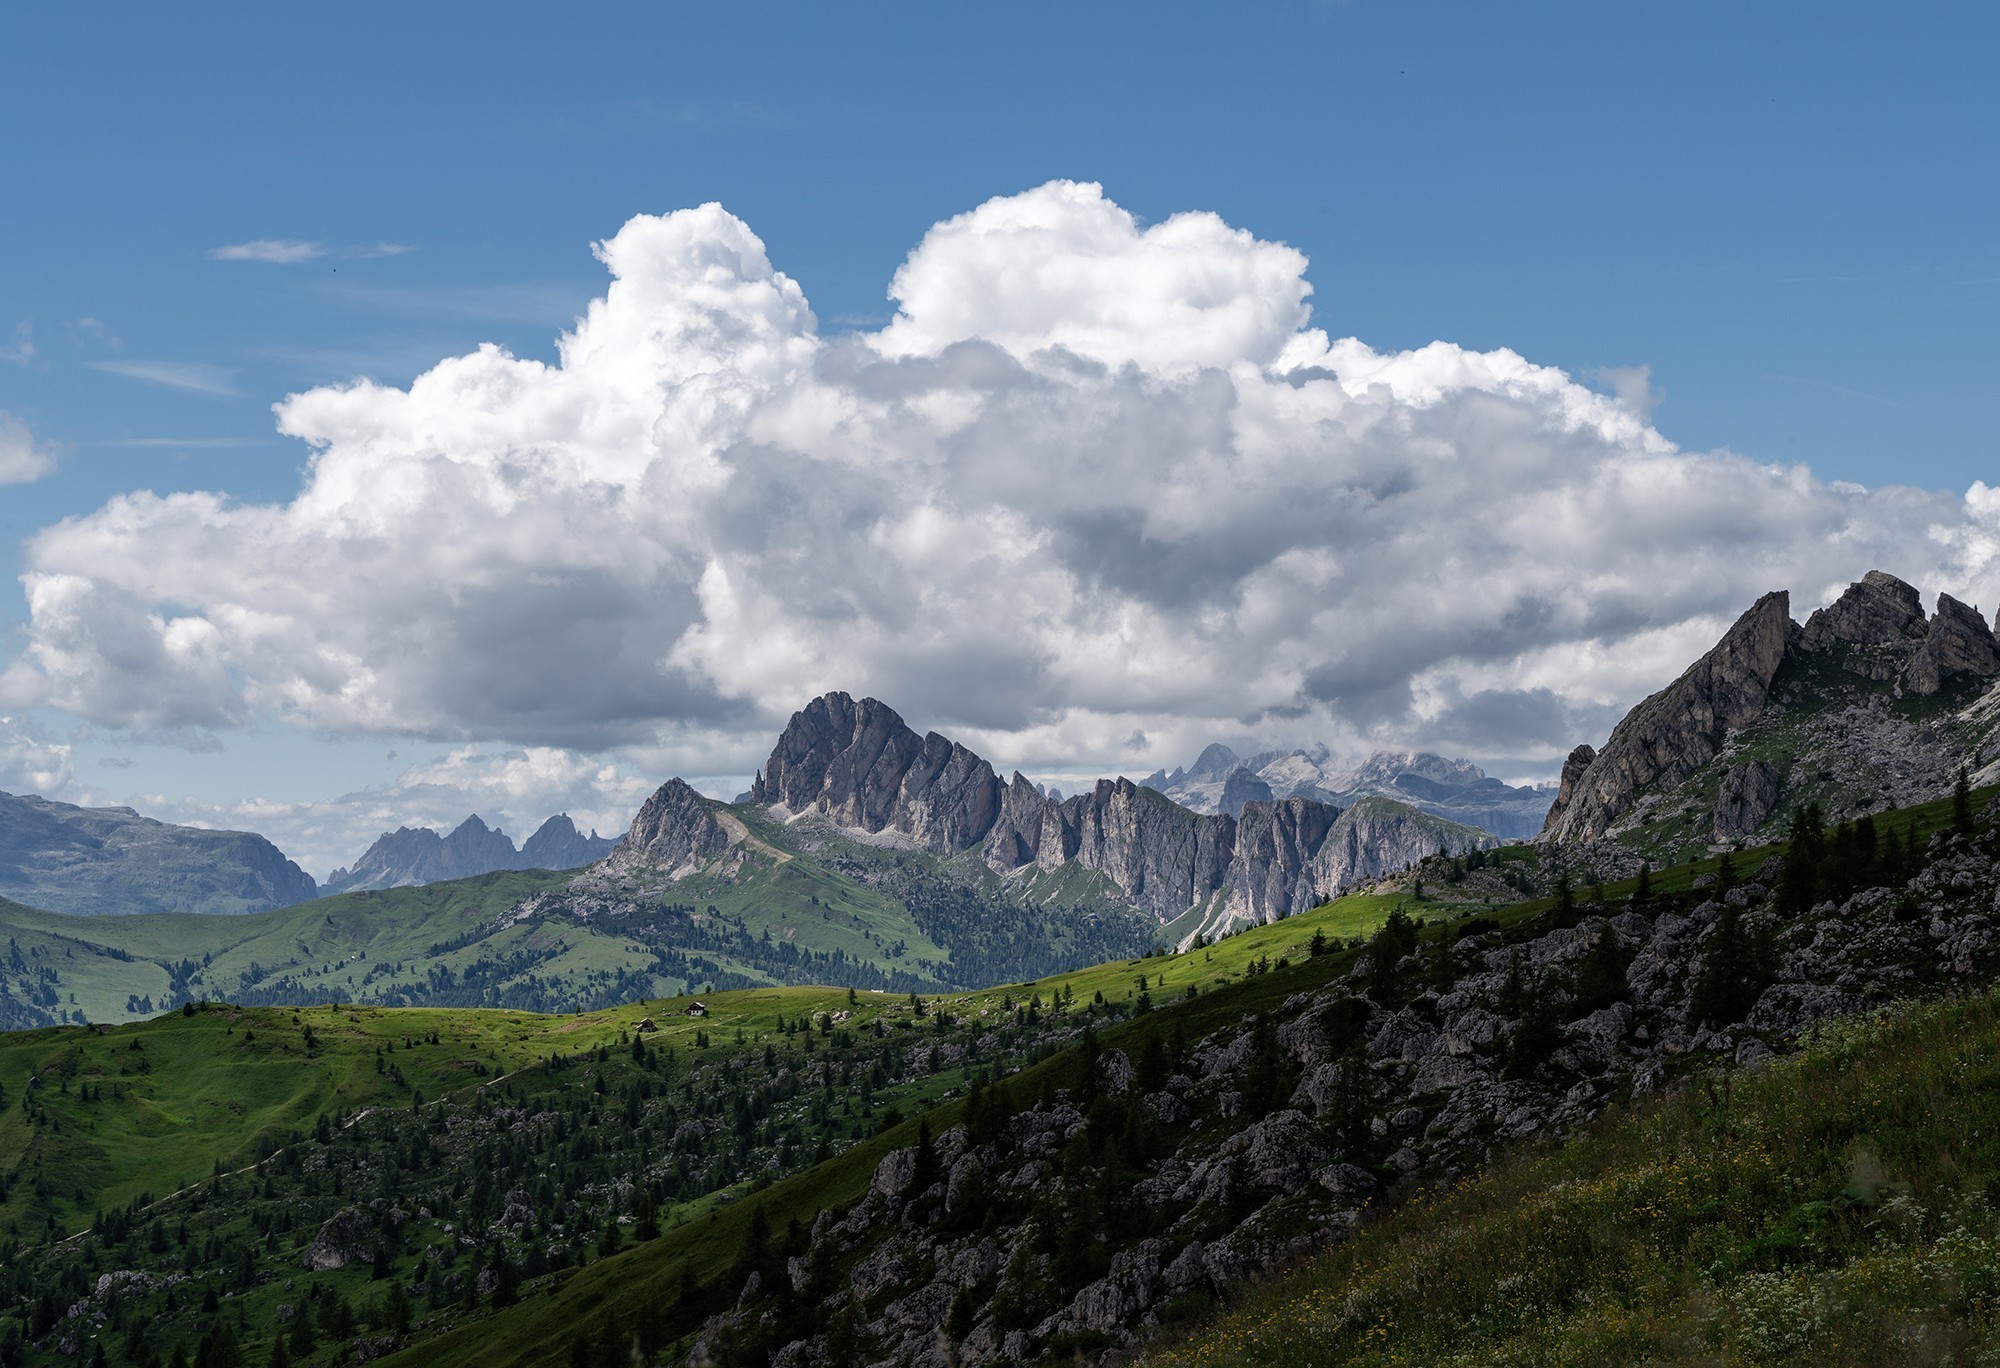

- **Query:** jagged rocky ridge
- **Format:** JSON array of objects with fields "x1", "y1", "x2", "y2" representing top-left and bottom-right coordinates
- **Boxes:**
[
  {"x1": 748, "y1": 693, "x2": 1496, "y2": 940},
  {"x1": 1543, "y1": 570, "x2": 2000, "y2": 851},
  {"x1": 1143, "y1": 744, "x2": 1554, "y2": 839},
  {"x1": 696, "y1": 809, "x2": 2000, "y2": 1366},
  {"x1": 322, "y1": 813, "x2": 615, "y2": 894},
  {"x1": 0, "y1": 791, "x2": 316, "y2": 916}
]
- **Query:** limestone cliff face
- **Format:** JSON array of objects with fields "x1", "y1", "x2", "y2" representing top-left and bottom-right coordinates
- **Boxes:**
[
  {"x1": 752, "y1": 693, "x2": 1494, "y2": 935},
  {"x1": 1055, "y1": 779, "x2": 1238, "y2": 923},
  {"x1": 1543, "y1": 591, "x2": 1793, "y2": 843},
  {"x1": 1223, "y1": 798, "x2": 1340, "y2": 924}
]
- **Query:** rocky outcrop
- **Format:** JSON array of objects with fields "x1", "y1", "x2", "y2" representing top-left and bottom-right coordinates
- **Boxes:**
[
  {"x1": 1905, "y1": 593, "x2": 2000, "y2": 697},
  {"x1": 753, "y1": 693, "x2": 1494, "y2": 939},
  {"x1": 0, "y1": 791, "x2": 317, "y2": 917},
  {"x1": 617, "y1": 779, "x2": 730, "y2": 873},
  {"x1": 302, "y1": 1206, "x2": 387, "y2": 1272},
  {"x1": 1542, "y1": 590, "x2": 1792, "y2": 843},
  {"x1": 1713, "y1": 760, "x2": 1782, "y2": 841},
  {"x1": 1797, "y1": 570, "x2": 1927, "y2": 679},
  {"x1": 1539, "y1": 745, "x2": 1597, "y2": 837},
  {"x1": 323, "y1": 813, "x2": 615, "y2": 894}
]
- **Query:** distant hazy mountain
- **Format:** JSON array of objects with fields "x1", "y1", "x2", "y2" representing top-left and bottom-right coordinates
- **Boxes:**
[
  {"x1": 1141, "y1": 745, "x2": 1554, "y2": 839},
  {"x1": 0, "y1": 791, "x2": 317, "y2": 916},
  {"x1": 322, "y1": 813, "x2": 615, "y2": 895}
]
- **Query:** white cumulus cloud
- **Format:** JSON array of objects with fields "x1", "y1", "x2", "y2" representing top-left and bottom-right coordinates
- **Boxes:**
[{"x1": 12, "y1": 181, "x2": 2000, "y2": 786}]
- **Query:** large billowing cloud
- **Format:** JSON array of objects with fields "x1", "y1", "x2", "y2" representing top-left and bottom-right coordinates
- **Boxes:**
[{"x1": 7, "y1": 182, "x2": 2000, "y2": 787}]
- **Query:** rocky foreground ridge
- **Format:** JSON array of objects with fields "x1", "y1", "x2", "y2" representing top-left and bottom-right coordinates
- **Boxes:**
[
  {"x1": 698, "y1": 801, "x2": 2000, "y2": 1366},
  {"x1": 745, "y1": 693, "x2": 1494, "y2": 940},
  {"x1": 1543, "y1": 570, "x2": 2000, "y2": 852}
]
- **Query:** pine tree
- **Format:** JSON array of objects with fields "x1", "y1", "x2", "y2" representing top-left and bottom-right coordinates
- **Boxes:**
[
  {"x1": 1504, "y1": 974, "x2": 1561, "y2": 1080},
  {"x1": 1956, "y1": 765, "x2": 1974, "y2": 834},
  {"x1": 1571, "y1": 919, "x2": 1630, "y2": 1016},
  {"x1": 1778, "y1": 802, "x2": 1827, "y2": 915},
  {"x1": 1633, "y1": 860, "x2": 1652, "y2": 906}
]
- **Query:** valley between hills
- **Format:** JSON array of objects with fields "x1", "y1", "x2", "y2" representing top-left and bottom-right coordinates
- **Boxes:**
[{"x1": 5, "y1": 569, "x2": 2000, "y2": 1365}]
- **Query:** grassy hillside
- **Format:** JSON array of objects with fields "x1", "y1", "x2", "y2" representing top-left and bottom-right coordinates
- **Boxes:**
[
  {"x1": 0, "y1": 871, "x2": 572, "y2": 1027},
  {"x1": 1140, "y1": 985, "x2": 2000, "y2": 1365}
]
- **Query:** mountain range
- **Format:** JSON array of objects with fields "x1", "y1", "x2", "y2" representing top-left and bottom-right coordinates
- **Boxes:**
[
  {"x1": 1141, "y1": 743, "x2": 1556, "y2": 837},
  {"x1": 321, "y1": 813, "x2": 616, "y2": 894},
  {"x1": 0, "y1": 693, "x2": 1493, "y2": 1024},
  {"x1": 740, "y1": 692, "x2": 1496, "y2": 941}
]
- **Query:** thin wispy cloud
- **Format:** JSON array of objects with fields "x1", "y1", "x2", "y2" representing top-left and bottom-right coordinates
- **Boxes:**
[
  {"x1": 87, "y1": 360, "x2": 241, "y2": 397},
  {"x1": 209, "y1": 239, "x2": 327, "y2": 264},
  {"x1": 2, "y1": 322, "x2": 34, "y2": 365},
  {"x1": 209, "y1": 239, "x2": 417, "y2": 264},
  {"x1": 70, "y1": 317, "x2": 121, "y2": 350}
]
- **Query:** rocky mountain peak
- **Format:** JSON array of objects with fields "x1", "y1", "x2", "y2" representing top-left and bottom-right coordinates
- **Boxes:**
[
  {"x1": 620, "y1": 778, "x2": 730, "y2": 871},
  {"x1": 1188, "y1": 742, "x2": 1242, "y2": 780},
  {"x1": 519, "y1": 814, "x2": 616, "y2": 870},
  {"x1": 1544, "y1": 570, "x2": 2000, "y2": 851},
  {"x1": 750, "y1": 692, "x2": 1002, "y2": 853},
  {"x1": 1797, "y1": 569, "x2": 1928, "y2": 679},
  {"x1": 1907, "y1": 592, "x2": 2000, "y2": 697},
  {"x1": 1542, "y1": 589, "x2": 1791, "y2": 843}
]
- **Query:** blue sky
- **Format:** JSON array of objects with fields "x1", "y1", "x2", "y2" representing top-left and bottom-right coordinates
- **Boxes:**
[{"x1": 1, "y1": 2, "x2": 1996, "y2": 873}]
